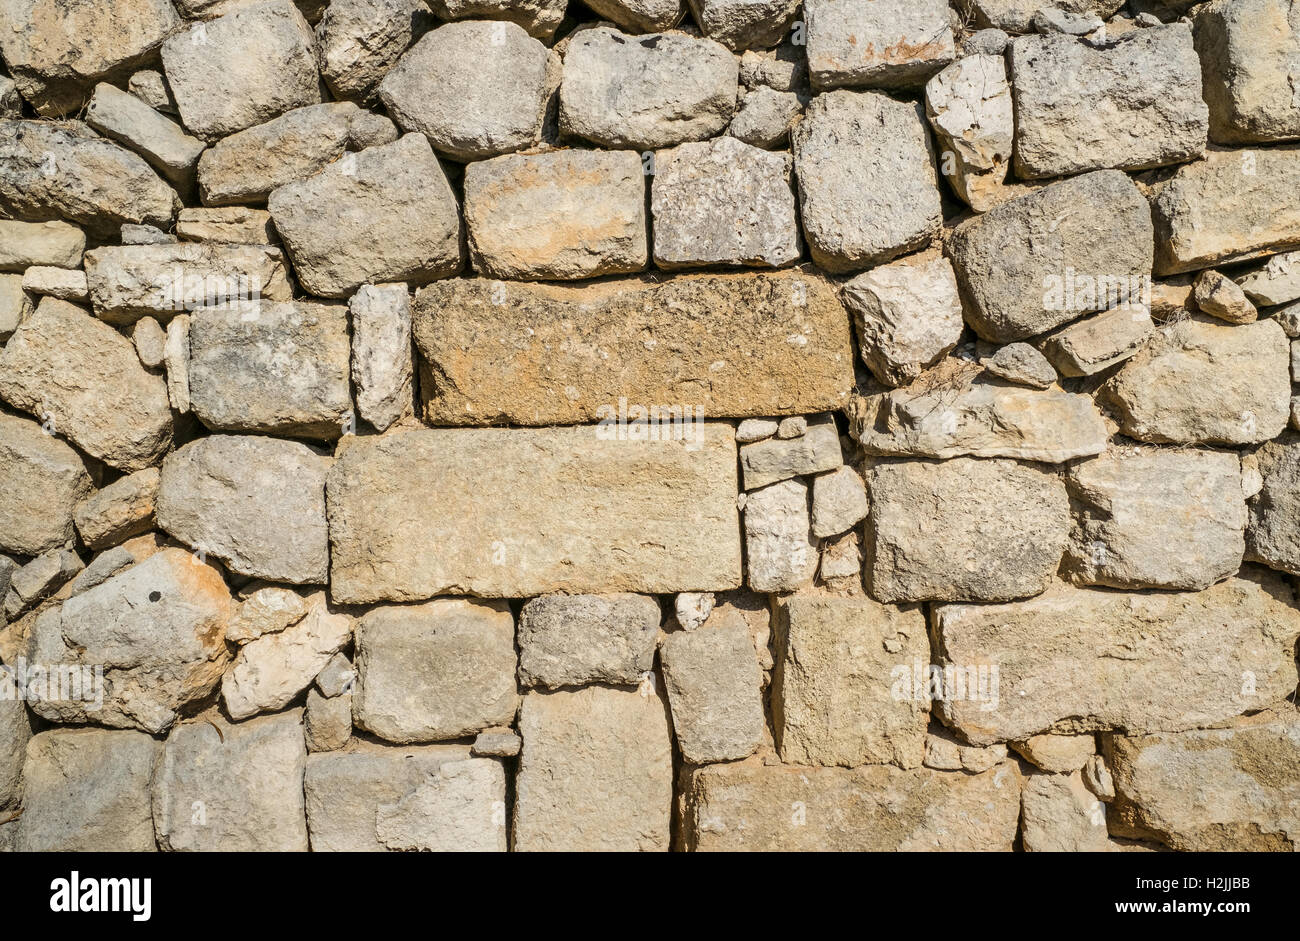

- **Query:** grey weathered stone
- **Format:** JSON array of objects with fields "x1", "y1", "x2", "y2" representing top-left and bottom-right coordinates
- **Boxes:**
[
  {"x1": 174, "y1": 207, "x2": 277, "y2": 246},
  {"x1": 818, "y1": 529, "x2": 862, "y2": 580},
  {"x1": 15, "y1": 728, "x2": 159, "y2": 852},
  {"x1": 413, "y1": 273, "x2": 855, "y2": 424},
  {"x1": 744, "y1": 478, "x2": 818, "y2": 592},
  {"x1": 517, "y1": 593, "x2": 660, "y2": 689},
  {"x1": 652, "y1": 136, "x2": 800, "y2": 270},
  {"x1": 347, "y1": 283, "x2": 412, "y2": 433},
  {"x1": 739, "y1": 412, "x2": 842, "y2": 489},
  {"x1": 464, "y1": 149, "x2": 647, "y2": 281},
  {"x1": 227, "y1": 586, "x2": 308, "y2": 646},
  {"x1": 804, "y1": 0, "x2": 955, "y2": 90},
  {"x1": 925, "y1": 53, "x2": 1014, "y2": 211},
  {"x1": 851, "y1": 360, "x2": 1109, "y2": 462},
  {"x1": 1021, "y1": 770, "x2": 1111, "y2": 852},
  {"x1": 84, "y1": 243, "x2": 293, "y2": 324},
  {"x1": 428, "y1": 0, "x2": 566, "y2": 40},
  {"x1": 74, "y1": 467, "x2": 159, "y2": 552},
  {"x1": 559, "y1": 27, "x2": 738, "y2": 150},
  {"x1": 374, "y1": 756, "x2": 508, "y2": 852},
  {"x1": 728, "y1": 85, "x2": 803, "y2": 148},
  {"x1": 379, "y1": 20, "x2": 554, "y2": 161},
  {"x1": 674, "y1": 591, "x2": 714, "y2": 631},
  {"x1": 1193, "y1": 269, "x2": 1258, "y2": 323},
  {"x1": 223, "y1": 594, "x2": 351, "y2": 719},
  {"x1": 932, "y1": 569, "x2": 1300, "y2": 744},
  {"x1": 84, "y1": 82, "x2": 206, "y2": 191},
  {"x1": 128, "y1": 69, "x2": 175, "y2": 114},
  {"x1": 66, "y1": 545, "x2": 136, "y2": 597},
  {"x1": 983, "y1": 342, "x2": 1056, "y2": 388},
  {"x1": 962, "y1": 0, "x2": 1124, "y2": 33},
  {"x1": 0, "y1": 120, "x2": 179, "y2": 238},
  {"x1": 1246, "y1": 438, "x2": 1300, "y2": 576},
  {"x1": 314, "y1": 651, "x2": 355, "y2": 697},
  {"x1": 1150, "y1": 145, "x2": 1300, "y2": 274},
  {"x1": 1040, "y1": 302, "x2": 1155, "y2": 376},
  {"x1": 738, "y1": 42, "x2": 807, "y2": 91},
  {"x1": 0, "y1": 219, "x2": 85, "y2": 271},
  {"x1": 515, "y1": 685, "x2": 673, "y2": 852},
  {"x1": 687, "y1": 0, "x2": 800, "y2": 51},
  {"x1": 661, "y1": 620, "x2": 764, "y2": 763},
  {"x1": 582, "y1": 0, "x2": 686, "y2": 33},
  {"x1": 353, "y1": 599, "x2": 518, "y2": 743},
  {"x1": 1104, "y1": 706, "x2": 1300, "y2": 851},
  {"x1": 842, "y1": 252, "x2": 964, "y2": 387},
  {"x1": 774, "y1": 594, "x2": 928, "y2": 768},
  {"x1": 0, "y1": 298, "x2": 172, "y2": 472},
  {"x1": 328, "y1": 425, "x2": 742, "y2": 601},
  {"x1": 268, "y1": 133, "x2": 463, "y2": 297},
  {"x1": 0, "y1": 412, "x2": 92, "y2": 557},
  {"x1": 28, "y1": 549, "x2": 232, "y2": 733},
  {"x1": 681, "y1": 759, "x2": 1021, "y2": 851},
  {"x1": 316, "y1": 0, "x2": 433, "y2": 102},
  {"x1": 1065, "y1": 448, "x2": 1246, "y2": 590},
  {"x1": 163, "y1": 314, "x2": 190, "y2": 414},
  {"x1": 924, "y1": 728, "x2": 1009, "y2": 773},
  {"x1": 0, "y1": 0, "x2": 180, "y2": 116},
  {"x1": 188, "y1": 301, "x2": 352, "y2": 439},
  {"x1": 197, "y1": 102, "x2": 398, "y2": 206},
  {"x1": 471, "y1": 727, "x2": 521, "y2": 758},
  {"x1": 1235, "y1": 250, "x2": 1300, "y2": 307},
  {"x1": 792, "y1": 90, "x2": 942, "y2": 273},
  {"x1": 161, "y1": 0, "x2": 322, "y2": 140},
  {"x1": 0, "y1": 699, "x2": 31, "y2": 811},
  {"x1": 304, "y1": 688, "x2": 352, "y2": 752},
  {"x1": 948, "y1": 170, "x2": 1154, "y2": 342},
  {"x1": 4, "y1": 548, "x2": 81, "y2": 620},
  {"x1": 154, "y1": 708, "x2": 309, "y2": 851},
  {"x1": 1031, "y1": 8, "x2": 1103, "y2": 34},
  {"x1": 810, "y1": 466, "x2": 868, "y2": 538},
  {"x1": 120, "y1": 223, "x2": 175, "y2": 245},
  {"x1": 962, "y1": 28, "x2": 1010, "y2": 55},
  {"x1": 1195, "y1": 0, "x2": 1300, "y2": 145},
  {"x1": 132, "y1": 316, "x2": 167, "y2": 367},
  {"x1": 865, "y1": 457, "x2": 1070, "y2": 603},
  {"x1": 776, "y1": 416, "x2": 806, "y2": 438},
  {"x1": 1100, "y1": 317, "x2": 1290, "y2": 445},
  {"x1": 0, "y1": 275, "x2": 30, "y2": 342},
  {"x1": 736, "y1": 418, "x2": 779, "y2": 442},
  {"x1": 20, "y1": 266, "x2": 87, "y2": 303},
  {"x1": 156, "y1": 435, "x2": 331, "y2": 585}
]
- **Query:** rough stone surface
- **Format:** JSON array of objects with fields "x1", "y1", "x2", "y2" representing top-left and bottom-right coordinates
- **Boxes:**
[
  {"x1": 349, "y1": 283, "x2": 412, "y2": 433},
  {"x1": 305, "y1": 688, "x2": 352, "y2": 752},
  {"x1": 0, "y1": 699, "x2": 31, "y2": 811},
  {"x1": 810, "y1": 466, "x2": 868, "y2": 538},
  {"x1": 0, "y1": 220, "x2": 85, "y2": 272},
  {"x1": 316, "y1": 0, "x2": 433, "y2": 102},
  {"x1": 74, "y1": 467, "x2": 159, "y2": 551},
  {"x1": 740, "y1": 413, "x2": 842, "y2": 489},
  {"x1": 1193, "y1": 269, "x2": 1258, "y2": 324},
  {"x1": 583, "y1": 0, "x2": 685, "y2": 33},
  {"x1": 374, "y1": 757, "x2": 508, "y2": 852},
  {"x1": 661, "y1": 620, "x2": 765, "y2": 763},
  {"x1": 1021, "y1": 770, "x2": 1111, "y2": 852},
  {"x1": 517, "y1": 593, "x2": 661, "y2": 689},
  {"x1": 688, "y1": 0, "x2": 799, "y2": 51},
  {"x1": 84, "y1": 82, "x2": 206, "y2": 191},
  {"x1": 925, "y1": 53, "x2": 1014, "y2": 210},
  {"x1": 1246, "y1": 437, "x2": 1300, "y2": 576},
  {"x1": 804, "y1": 0, "x2": 955, "y2": 90},
  {"x1": 1013, "y1": 734, "x2": 1096, "y2": 774},
  {"x1": 1236, "y1": 251, "x2": 1300, "y2": 307},
  {"x1": 0, "y1": 412, "x2": 93, "y2": 556},
  {"x1": 1195, "y1": 0, "x2": 1300, "y2": 145},
  {"x1": 983, "y1": 342, "x2": 1056, "y2": 388},
  {"x1": 744, "y1": 478, "x2": 818, "y2": 592},
  {"x1": 1039, "y1": 303, "x2": 1154, "y2": 377}
]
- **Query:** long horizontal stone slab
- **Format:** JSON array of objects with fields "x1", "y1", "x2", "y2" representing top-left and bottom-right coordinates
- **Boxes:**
[
  {"x1": 411, "y1": 272, "x2": 855, "y2": 424},
  {"x1": 326, "y1": 425, "x2": 742, "y2": 602}
]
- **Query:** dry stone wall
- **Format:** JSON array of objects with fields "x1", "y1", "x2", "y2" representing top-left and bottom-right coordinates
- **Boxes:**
[{"x1": 0, "y1": 0, "x2": 1298, "y2": 853}]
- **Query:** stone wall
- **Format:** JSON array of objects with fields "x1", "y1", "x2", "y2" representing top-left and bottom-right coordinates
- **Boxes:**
[{"x1": 1, "y1": 0, "x2": 1298, "y2": 852}]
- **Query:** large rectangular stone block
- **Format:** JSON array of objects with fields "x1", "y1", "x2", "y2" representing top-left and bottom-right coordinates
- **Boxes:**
[
  {"x1": 412, "y1": 272, "x2": 854, "y2": 424},
  {"x1": 326, "y1": 425, "x2": 743, "y2": 602}
]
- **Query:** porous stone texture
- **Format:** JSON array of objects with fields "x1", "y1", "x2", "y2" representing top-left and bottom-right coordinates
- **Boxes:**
[
  {"x1": 744, "y1": 478, "x2": 818, "y2": 592},
  {"x1": 1194, "y1": 0, "x2": 1300, "y2": 145},
  {"x1": 661, "y1": 619, "x2": 765, "y2": 764},
  {"x1": 0, "y1": 412, "x2": 93, "y2": 556},
  {"x1": 804, "y1": 0, "x2": 955, "y2": 91},
  {"x1": 316, "y1": 0, "x2": 434, "y2": 102},
  {"x1": 349, "y1": 283, "x2": 412, "y2": 432},
  {"x1": 517, "y1": 593, "x2": 661, "y2": 689},
  {"x1": 925, "y1": 53, "x2": 1014, "y2": 210},
  {"x1": 74, "y1": 467, "x2": 159, "y2": 551}
]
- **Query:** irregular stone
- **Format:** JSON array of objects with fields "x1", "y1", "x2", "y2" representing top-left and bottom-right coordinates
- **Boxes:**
[
  {"x1": 163, "y1": 314, "x2": 190, "y2": 414},
  {"x1": 161, "y1": 0, "x2": 322, "y2": 140},
  {"x1": 776, "y1": 416, "x2": 806, "y2": 438},
  {"x1": 791, "y1": 90, "x2": 942, "y2": 273},
  {"x1": 744, "y1": 478, "x2": 818, "y2": 593},
  {"x1": 865, "y1": 457, "x2": 1070, "y2": 603},
  {"x1": 342, "y1": 283, "x2": 412, "y2": 434},
  {"x1": 304, "y1": 688, "x2": 351, "y2": 752},
  {"x1": 736, "y1": 418, "x2": 779, "y2": 442},
  {"x1": 583, "y1": 0, "x2": 685, "y2": 32},
  {"x1": 925, "y1": 53, "x2": 1014, "y2": 210},
  {"x1": 962, "y1": 0, "x2": 1124, "y2": 33},
  {"x1": 0, "y1": 298, "x2": 172, "y2": 471},
  {"x1": 1013, "y1": 734, "x2": 1096, "y2": 774},
  {"x1": 156, "y1": 435, "x2": 331, "y2": 585},
  {"x1": 0, "y1": 119, "x2": 179, "y2": 238},
  {"x1": 924, "y1": 728, "x2": 1009, "y2": 773},
  {"x1": 1040, "y1": 302, "x2": 1154, "y2": 377},
  {"x1": 84, "y1": 243, "x2": 293, "y2": 324},
  {"x1": 375, "y1": 757, "x2": 508, "y2": 852},
  {"x1": 0, "y1": 274, "x2": 30, "y2": 341},
  {"x1": 674, "y1": 592, "x2": 714, "y2": 631},
  {"x1": 1100, "y1": 317, "x2": 1290, "y2": 445},
  {"x1": 227, "y1": 586, "x2": 308, "y2": 645},
  {"x1": 851, "y1": 361, "x2": 1110, "y2": 462},
  {"x1": 188, "y1": 301, "x2": 352, "y2": 439},
  {"x1": 517, "y1": 593, "x2": 660, "y2": 689},
  {"x1": 379, "y1": 21, "x2": 553, "y2": 161},
  {"x1": 464, "y1": 149, "x2": 647, "y2": 281},
  {"x1": 1031, "y1": 8, "x2": 1102, "y2": 34},
  {"x1": 314, "y1": 652, "x2": 355, "y2": 697},
  {"x1": 268, "y1": 134, "x2": 462, "y2": 297},
  {"x1": 1246, "y1": 437, "x2": 1300, "y2": 576},
  {"x1": 84, "y1": 82, "x2": 206, "y2": 190},
  {"x1": 28, "y1": 549, "x2": 232, "y2": 733},
  {"x1": 932, "y1": 569, "x2": 1300, "y2": 745},
  {"x1": 0, "y1": 0, "x2": 180, "y2": 116},
  {"x1": 681, "y1": 759, "x2": 1021, "y2": 851},
  {"x1": 1193, "y1": 269, "x2": 1258, "y2": 323},
  {"x1": 962, "y1": 27, "x2": 1010, "y2": 55},
  {"x1": 738, "y1": 42, "x2": 807, "y2": 91},
  {"x1": 651, "y1": 136, "x2": 799, "y2": 270},
  {"x1": 729, "y1": 86, "x2": 803, "y2": 148},
  {"x1": 132, "y1": 316, "x2": 166, "y2": 367},
  {"x1": 14, "y1": 728, "x2": 159, "y2": 852},
  {"x1": 1010, "y1": 26, "x2": 1207, "y2": 177},
  {"x1": 983, "y1": 342, "x2": 1056, "y2": 388},
  {"x1": 739, "y1": 413, "x2": 842, "y2": 488},
  {"x1": 1194, "y1": 0, "x2": 1300, "y2": 145},
  {"x1": 559, "y1": 27, "x2": 737, "y2": 150},
  {"x1": 0, "y1": 219, "x2": 85, "y2": 271},
  {"x1": 949, "y1": 170, "x2": 1154, "y2": 342},
  {"x1": 154, "y1": 709, "x2": 308, "y2": 851},
  {"x1": 414, "y1": 273, "x2": 854, "y2": 424},
  {"x1": 128, "y1": 69, "x2": 175, "y2": 113},
  {"x1": 515, "y1": 685, "x2": 673, "y2": 852},
  {"x1": 328, "y1": 425, "x2": 741, "y2": 601},
  {"x1": 197, "y1": 102, "x2": 397, "y2": 206},
  {"x1": 353, "y1": 599, "x2": 518, "y2": 743},
  {"x1": 5, "y1": 548, "x2": 82, "y2": 619},
  {"x1": 120, "y1": 223, "x2": 175, "y2": 245},
  {"x1": 471, "y1": 728, "x2": 521, "y2": 758},
  {"x1": 1021, "y1": 770, "x2": 1111, "y2": 852},
  {"x1": 66, "y1": 546, "x2": 136, "y2": 597},
  {"x1": 20, "y1": 266, "x2": 86, "y2": 303},
  {"x1": 817, "y1": 529, "x2": 861, "y2": 580},
  {"x1": 1150, "y1": 145, "x2": 1300, "y2": 274},
  {"x1": 661, "y1": 620, "x2": 765, "y2": 763},
  {"x1": 686, "y1": 0, "x2": 799, "y2": 51},
  {"x1": 223, "y1": 595, "x2": 350, "y2": 719},
  {"x1": 0, "y1": 699, "x2": 30, "y2": 810},
  {"x1": 804, "y1": 0, "x2": 955, "y2": 90},
  {"x1": 773, "y1": 594, "x2": 928, "y2": 768},
  {"x1": 1065, "y1": 448, "x2": 1246, "y2": 590},
  {"x1": 428, "y1": 0, "x2": 565, "y2": 40},
  {"x1": 316, "y1": 0, "x2": 433, "y2": 102},
  {"x1": 842, "y1": 252, "x2": 964, "y2": 386},
  {"x1": 1235, "y1": 250, "x2": 1300, "y2": 307},
  {"x1": 0, "y1": 412, "x2": 92, "y2": 556},
  {"x1": 810, "y1": 466, "x2": 868, "y2": 538},
  {"x1": 1104, "y1": 707, "x2": 1300, "y2": 850},
  {"x1": 175, "y1": 207, "x2": 276, "y2": 244},
  {"x1": 74, "y1": 468, "x2": 159, "y2": 552}
]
